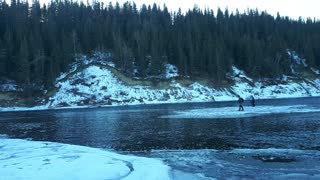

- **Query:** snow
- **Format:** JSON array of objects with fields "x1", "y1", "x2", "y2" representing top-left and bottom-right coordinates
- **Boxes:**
[
  {"x1": 2, "y1": 54, "x2": 320, "y2": 112},
  {"x1": 0, "y1": 104, "x2": 50, "y2": 112},
  {"x1": 164, "y1": 64, "x2": 179, "y2": 79},
  {"x1": 49, "y1": 63, "x2": 320, "y2": 109},
  {"x1": 91, "y1": 51, "x2": 115, "y2": 67},
  {"x1": 0, "y1": 84, "x2": 19, "y2": 92},
  {"x1": 311, "y1": 67, "x2": 320, "y2": 75},
  {"x1": 0, "y1": 79, "x2": 21, "y2": 92},
  {"x1": 287, "y1": 50, "x2": 314, "y2": 75},
  {"x1": 229, "y1": 66, "x2": 320, "y2": 100},
  {"x1": 7, "y1": 138, "x2": 316, "y2": 179},
  {"x1": 48, "y1": 65, "x2": 219, "y2": 107},
  {"x1": 56, "y1": 52, "x2": 114, "y2": 82},
  {"x1": 163, "y1": 105, "x2": 320, "y2": 119},
  {"x1": 287, "y1": 50, "x2": 308, "y2": 67},
  {"x1": 231, "y1": 66, "x2": 253, "y2": 82},
  {"x1": 0, "y1": 138, "x2": 170, "y2": 180}
]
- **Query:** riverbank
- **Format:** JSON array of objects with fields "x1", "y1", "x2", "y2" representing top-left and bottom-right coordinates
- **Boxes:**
[{"x1": 1, "y1": 53, "x2": 320, "y2": 112}]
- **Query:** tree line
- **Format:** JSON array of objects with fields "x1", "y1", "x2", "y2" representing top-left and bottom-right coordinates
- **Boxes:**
[{"x1": 0, "y1": 0, "x2": 320, "y2": 88}]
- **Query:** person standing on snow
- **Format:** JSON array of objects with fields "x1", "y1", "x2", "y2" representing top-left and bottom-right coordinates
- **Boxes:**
[
  {"x1": 238, "y1": 96, "x2": 244, "y2": 111},
  {"x1": 251, "y1": 95, "x2": 255, "y2": 107}
]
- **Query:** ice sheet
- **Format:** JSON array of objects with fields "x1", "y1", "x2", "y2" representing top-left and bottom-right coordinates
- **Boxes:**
[
  {"x1": 0, "y1": 138, "x2": 170, "y2": 180},
  {"x1": 147, "y1": 148, "x2": 320, "y2": 179},
  {"x1": 163, "y1": 105, "x2": 320, "y2": 119}
]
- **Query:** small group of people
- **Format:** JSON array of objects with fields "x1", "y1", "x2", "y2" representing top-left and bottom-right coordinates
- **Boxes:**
[{"x1": 238, "y1": 95, "x2": 255, "y2": 111}]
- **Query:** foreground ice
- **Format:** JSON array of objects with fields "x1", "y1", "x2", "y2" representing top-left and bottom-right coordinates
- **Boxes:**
[
  {"x1": 163, "y1": 105, "x2": 320, "y2": 119},
  {"x1": 1, "y1": 139, "x2": 319, "y2": 180},
  {"x1": 0, "y1": 138, "x2": 171, "y2": 180},
  {"x1": 146, "y1": 148, "x2": 320, "y2": 179}
]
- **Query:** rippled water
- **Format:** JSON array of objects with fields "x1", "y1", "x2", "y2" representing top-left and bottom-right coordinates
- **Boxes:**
[
  {"x1": 1, "y1": 97, "x2": 320, "y2": 178},
  {"x1": 1, "y1": 97, "x2": 320, "y2": 151}
]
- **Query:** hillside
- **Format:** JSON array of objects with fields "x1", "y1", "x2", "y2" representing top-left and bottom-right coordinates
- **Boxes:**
[
  {"x1": 1, "y1": 1, "x2": 320, "y2": 89},
  {"x1": 1, "y1": 51, "x2": 320, "y2": 111}
]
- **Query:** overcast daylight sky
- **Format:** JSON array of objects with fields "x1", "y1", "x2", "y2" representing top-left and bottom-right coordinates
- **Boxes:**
[{"x1": 38, "y1": 0, "x2": 320, "y2": 20}]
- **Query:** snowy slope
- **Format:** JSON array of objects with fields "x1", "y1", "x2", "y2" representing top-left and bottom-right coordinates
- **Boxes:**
[
  {"x1": 47, "y1": 62, "x2": 320, "y2": 109},
  {"x1": 0, "y1": 138, "x2": 170, "y2": 180},
  {"x1": 48, "y1": 65, "x2": 221, "y2": 108},
  {"x1": 1, "y1": 51, "x2": 320, "y2": 111},
  {"x1": 230, "y1": 67, "x2": 320, "y2": 100}
]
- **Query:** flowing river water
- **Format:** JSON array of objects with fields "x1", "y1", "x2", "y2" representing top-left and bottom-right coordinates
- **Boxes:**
[{"x1": 1, "y1": 97, "x2": 320, "y2": 179}]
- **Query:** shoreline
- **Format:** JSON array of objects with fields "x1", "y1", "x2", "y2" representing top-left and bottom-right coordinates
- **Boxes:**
[{"x1": 1, "y1": 95, "x2": 319, "y2": 113}]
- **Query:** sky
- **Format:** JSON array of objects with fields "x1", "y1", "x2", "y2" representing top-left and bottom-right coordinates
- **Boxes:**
[{"x1": 38, "y1": 0, "x2": 320, "y2": 20}]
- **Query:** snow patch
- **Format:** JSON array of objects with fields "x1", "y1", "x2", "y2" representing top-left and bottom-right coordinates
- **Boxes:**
[
  {"x1": 49, "y1": 65, "x2": 219, "y2": 107},
  {"x1": 164, "y1": 64, "x2": 179, "y2": 79},
  {"x1": 232, "y1": 66, "x2": 253, "y2": 82},
  {"x1": 0, "y1": 139, "x2": 170, "y2": 180},
  {"x1": 0, "y1": 104, "x2": 50, "y2": 112},
  {"x1": 287, "y1": 50, "x2": 309, "y2": 75},
  {"x1": 311, "y1": 67, "x2": 320, "y2": 75},
  {"x1": 163, "y1": 105, "x2": 320, "y2": 119},
  {"x1": 56, "y1": 52, "x2": 114, "y2": 82},
  {"x1": 287, "y1": 50, "x2": 308, "y2": 67},
  {"x1": 0, "y1": 79, "x2": 21, "y2": 92},
  {"x1": 3, "y1": 54, "x2": 320, "y2": 111}
]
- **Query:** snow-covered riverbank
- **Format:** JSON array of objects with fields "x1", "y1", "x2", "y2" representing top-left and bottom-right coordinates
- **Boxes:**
[
  {"x1": 1, "y1": 52, "x2": 320, "y2": 112},
  {"x1": 48, "y1": 64, "x2": 320, "y2": 108}
]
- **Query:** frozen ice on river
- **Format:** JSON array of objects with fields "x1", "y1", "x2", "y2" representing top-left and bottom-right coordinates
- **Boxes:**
[
  {"x1": 163, "y1": 105, "x2": 320, "y2": 119},
  {"x1": 0, "y1": 139, "x2": 320, "y2": 179},
  {"x1": 146, "y1": 148, "x2": 320, "y2": 179},
  {"x1": 0, "y1": 138, "x2": 171, "y2": 180}
]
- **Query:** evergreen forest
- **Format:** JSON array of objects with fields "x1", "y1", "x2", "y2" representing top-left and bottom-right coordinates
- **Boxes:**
[{"x1": 1, "y1": 0, "x2": 320, "y2": 88}]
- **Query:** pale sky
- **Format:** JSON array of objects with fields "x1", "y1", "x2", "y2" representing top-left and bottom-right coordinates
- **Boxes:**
[{"x1": 39, "y1": 0, "x2": 320, "y2": 20}]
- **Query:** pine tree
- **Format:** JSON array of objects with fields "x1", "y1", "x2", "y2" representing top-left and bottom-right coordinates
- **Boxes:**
[{"x1": 0, "y1": 0, "x2": 320, "y2": 86}]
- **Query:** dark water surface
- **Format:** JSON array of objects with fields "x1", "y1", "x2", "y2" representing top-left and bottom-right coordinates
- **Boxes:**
[{"x1": 1, "y1": 97, "x2": 320, "y2": 151}]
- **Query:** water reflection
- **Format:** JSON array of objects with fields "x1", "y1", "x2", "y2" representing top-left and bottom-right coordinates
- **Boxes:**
[{"x1": 0, "y1": 97, "x2": 320, "y2": 151}]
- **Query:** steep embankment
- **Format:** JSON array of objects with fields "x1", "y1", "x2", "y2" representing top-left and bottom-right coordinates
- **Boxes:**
[
  {"x1": 47, "y1": 64, "x2": 320, "y2": 109},
  {"x1": 1, "y1": 51, "x2": 320, "y2": 111},
  {"x1": 49, "y1": 65, "x2": 221, "y2": 108}
]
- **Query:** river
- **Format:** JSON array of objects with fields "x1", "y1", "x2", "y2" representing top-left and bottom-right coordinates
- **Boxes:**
[{"x1": 1, "y1": 97, "x2": 320, "y2": 178}]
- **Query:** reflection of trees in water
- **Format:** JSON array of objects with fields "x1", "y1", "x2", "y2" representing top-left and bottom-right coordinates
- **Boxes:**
[{"x1": 0, "y1": 111, "x2": 59, "y2": 141}]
